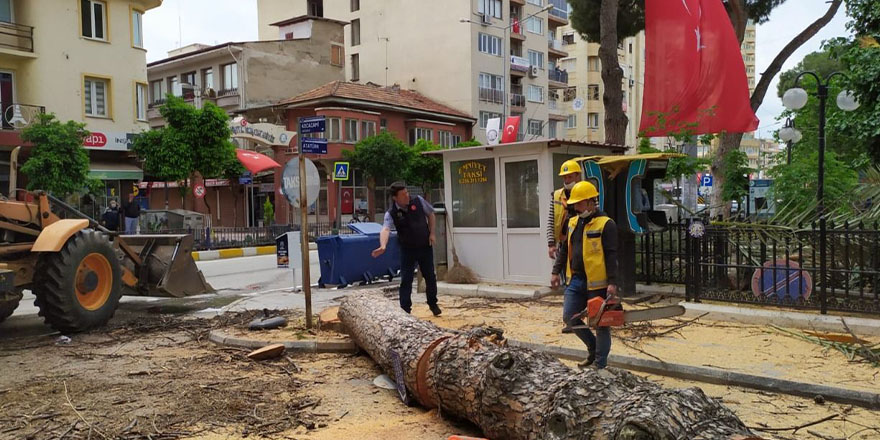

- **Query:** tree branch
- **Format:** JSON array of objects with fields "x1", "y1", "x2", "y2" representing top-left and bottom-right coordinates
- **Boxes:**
[{"x1": 750, "y1": 0, "x2": 843, "y2": 111}]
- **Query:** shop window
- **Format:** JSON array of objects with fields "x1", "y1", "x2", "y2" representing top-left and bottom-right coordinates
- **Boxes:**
[{"x1": 451, "y1": 159, "x2": 496, "y2": 228}]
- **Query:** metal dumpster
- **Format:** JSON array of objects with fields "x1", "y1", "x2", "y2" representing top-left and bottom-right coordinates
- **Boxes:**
[{"x1": 316, "y1": 222, "x2": 401, "y2": 287}]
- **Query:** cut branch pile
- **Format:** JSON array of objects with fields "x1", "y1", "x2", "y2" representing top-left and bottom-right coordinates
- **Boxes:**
[{"x1": 769, "y1": 322, "x2": 880, "y2": 367}]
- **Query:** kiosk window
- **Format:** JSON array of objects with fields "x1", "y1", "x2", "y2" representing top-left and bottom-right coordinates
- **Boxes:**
[{"x1": 451, "y1": 159, "x2": 496, "y2": 228}]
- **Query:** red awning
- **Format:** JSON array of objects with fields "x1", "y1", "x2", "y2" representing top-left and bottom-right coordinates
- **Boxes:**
[{"x1": 236, "y1": 149, "x2": 281, "y2": 174}]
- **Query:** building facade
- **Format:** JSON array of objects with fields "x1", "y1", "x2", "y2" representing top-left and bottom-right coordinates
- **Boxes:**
[
  {"x1": 0, "y1": 0, "x2": 161, "y2": 211},
  {"x1": 257, "y1": 0, "x2": 572, "y2": 145}
]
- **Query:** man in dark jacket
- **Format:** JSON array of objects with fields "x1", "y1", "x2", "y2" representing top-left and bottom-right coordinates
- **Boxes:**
[
  {"x1": 101, "y1": 199, "x2": 121, "y2": 231},
  {"x1": 551, "y1": 181, "x2": 619, "y2": 369},
  {"x1": 371, "y1": 182, "x2": 441, "y2": 316},
  {"x1": 121, "y1": 193, "x2": 141, "y2": 234}
]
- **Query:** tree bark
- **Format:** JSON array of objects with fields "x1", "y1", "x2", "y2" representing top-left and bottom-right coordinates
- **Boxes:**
[
  {"x1": 599, "y1": 0, "x2": 628, "y2": 146},
  {"x1": 338, "y1": 291, "x2": 761, "y2": 440},
  {"x1": 711, "y1": 0, "x2": 843, "y2": 218}
]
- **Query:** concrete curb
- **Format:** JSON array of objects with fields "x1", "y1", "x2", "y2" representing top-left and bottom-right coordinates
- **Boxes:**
[
  {"x1": 437, "y1": 282, "x2": 538, "y2": 299},
  {"x1": 509, "y1": 339, "x2": 880, "y2": 410},
  {"x1": 208, "y1": 329, "x2": 358, "y2": 354},
  {"x1": 192, "y1": 245, "x2": 277, "y2": 261},
  {"x1": 682, "y1": 302, "x2": 880, "y2": 337}
]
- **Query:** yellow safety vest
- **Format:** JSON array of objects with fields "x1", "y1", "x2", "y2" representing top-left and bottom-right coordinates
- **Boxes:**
[
  {"x1": 552, "y1": 189, "x2": 569, "y2": 243},
  {"x1": 565, "y1": 215, "x2": 612, "y2": 290}
]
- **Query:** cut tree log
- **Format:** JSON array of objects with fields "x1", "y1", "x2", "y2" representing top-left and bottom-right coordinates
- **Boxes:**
[{"x1": 338, "y1": 291, "x2": 762, "y2": 440}]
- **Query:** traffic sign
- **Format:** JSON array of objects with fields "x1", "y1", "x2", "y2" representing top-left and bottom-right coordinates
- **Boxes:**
[
  {"x1": 239, "y1": 171, "x2": 253, "y2": 185},
  {"x1": 193, "y1": 184, "x2": 206, "y2": 199},
  {"x1": 301, "y1": 137, "x2": 328, "y2": 154},
  {"x1": 700, "y1": 175, "x2": 713, "y2": 187},
  {"x1": 281, "y1": 158, "x2": 320, "y2": 206},
  {"x1": 333, "y1": 162, "x2": 350, "y2": 181},
  {"x1": 299, "y1": 116, "x2": 326, "y2": 134}
]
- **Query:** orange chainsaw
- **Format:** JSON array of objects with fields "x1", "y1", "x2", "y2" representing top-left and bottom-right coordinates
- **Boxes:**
[{"x1": 562, "y1": 296, "x2": 685, "y2": 331}]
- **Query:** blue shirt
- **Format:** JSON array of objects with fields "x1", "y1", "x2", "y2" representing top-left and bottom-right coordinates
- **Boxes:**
[{"x1": 383, "y1": 196, "x2": 434, "y2": 230}]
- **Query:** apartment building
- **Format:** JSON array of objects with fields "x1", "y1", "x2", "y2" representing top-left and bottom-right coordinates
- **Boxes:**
[
  {"x1": 0, "y1": 0, "x2": 161, "y2": 199},
  {"x1": 742, "y1": 20, "x2": 757, "y2": 95},
  {"x1": 257, "y1": 0, "x2": 573, "y2": 144},
  {"x1": 554, "y1": 27, "x2": 646, "y2": 147}
]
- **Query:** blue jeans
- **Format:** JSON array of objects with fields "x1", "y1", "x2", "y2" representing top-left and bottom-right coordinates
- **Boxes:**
[
  {"x1": 563, "y1": 275, "x2": 611, "y2": 368},
  {"x1": 399, "y1": 246, "x2": 438, "y2": 313},
  {"x1": 124, "y1": 217, "x2": 138, "y2": 235}
]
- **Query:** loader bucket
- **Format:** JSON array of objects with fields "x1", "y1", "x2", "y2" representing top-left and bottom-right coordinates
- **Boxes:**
[{"x1": 117, "y1": 234, "x2": 214, "y2": 297}]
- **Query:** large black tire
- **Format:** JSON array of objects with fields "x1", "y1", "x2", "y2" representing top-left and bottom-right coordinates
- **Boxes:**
[{"x1": 33, "y1": 229, "x2": 122, "y2": 333}]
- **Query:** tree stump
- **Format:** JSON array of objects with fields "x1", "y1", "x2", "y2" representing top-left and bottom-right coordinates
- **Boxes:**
[{"x1": 338, "y1": 291, "x2": 762, "y2": 440}]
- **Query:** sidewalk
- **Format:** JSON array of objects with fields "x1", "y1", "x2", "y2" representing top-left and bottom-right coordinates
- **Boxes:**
[{"x1": 191, "y1": 242, "x2": 316, "y2": 261}]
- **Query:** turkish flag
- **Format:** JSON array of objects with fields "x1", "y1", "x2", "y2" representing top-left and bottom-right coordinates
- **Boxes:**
[
  {"x1": 500, "y1": 116, "x2": 521, "y2": 144},
  {"x1": 639, "y1": 0, "x2": 759, "y2": 136}
]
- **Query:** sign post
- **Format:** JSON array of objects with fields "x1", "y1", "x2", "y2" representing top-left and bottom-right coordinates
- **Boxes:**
[
  {"x1": 295, "y1": 116, "x2": 327, "y2": 329},
  {"x1": 332, "y1": 162, "x2": 350, "y2": 230}
]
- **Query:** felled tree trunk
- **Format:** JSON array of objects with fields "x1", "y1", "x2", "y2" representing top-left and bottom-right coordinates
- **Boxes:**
[{"x1": 339, "y1": 291, "x2": 761, "y2": 440}]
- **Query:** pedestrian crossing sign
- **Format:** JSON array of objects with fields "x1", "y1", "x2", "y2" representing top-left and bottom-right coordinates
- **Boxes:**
[{"x1": 333, "y1": 162, "x2": 350, "y2": 181}]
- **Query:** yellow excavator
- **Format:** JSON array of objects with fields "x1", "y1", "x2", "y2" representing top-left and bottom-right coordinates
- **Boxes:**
[{"x1": 0, "y1": 147, "x2": 213, "y2": 333}]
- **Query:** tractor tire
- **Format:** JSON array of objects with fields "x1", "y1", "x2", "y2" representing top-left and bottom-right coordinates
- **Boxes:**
[
  {"x1": 0, "y1": 293, "x2": 22, "y2": 324},
  {"x1": 33, "y1": 229, "x2": 122, "y2": 333}
]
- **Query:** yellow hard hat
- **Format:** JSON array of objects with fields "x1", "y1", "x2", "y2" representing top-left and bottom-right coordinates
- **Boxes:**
[
  {"x1": 558, "y1": 160, "x2": 582, "y2": 176},
  {"x1": 566, "y1": 181, "x2": 599, "y2": 204}
]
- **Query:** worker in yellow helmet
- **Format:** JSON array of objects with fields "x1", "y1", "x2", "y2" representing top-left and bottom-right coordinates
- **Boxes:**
[
  {"x1": 551, "y1": 181, "x2": 618, "y2": 369},
  {"x1": 547, "y1": 160, "x2": 583, "y2": 260}
]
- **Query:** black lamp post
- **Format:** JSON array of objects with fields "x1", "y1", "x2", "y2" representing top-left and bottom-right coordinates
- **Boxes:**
[
  {"x1": 782, "y1": 71, "x2": 859, "y2": 313},
  {"x1": 778, "y1": 117, "x2": 802, "y2": 165}
]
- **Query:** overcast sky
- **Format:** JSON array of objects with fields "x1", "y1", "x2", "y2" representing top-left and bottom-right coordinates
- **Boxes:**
[{"x1": 143, "y1": 0, "x2": 850, "y2": 140}]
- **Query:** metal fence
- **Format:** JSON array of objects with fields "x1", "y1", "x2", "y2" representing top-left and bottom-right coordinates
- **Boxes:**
[
  {"x1": 153, "y1": 222, "x2": 358, "y2": 251},
  {"x1": 636, "y1": 219, "x2": 688, "y2": 284}
]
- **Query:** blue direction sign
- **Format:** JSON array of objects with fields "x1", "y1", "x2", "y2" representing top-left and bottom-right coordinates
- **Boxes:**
[
  {"x1": 301, "y1": 137, "x2": 328, "y2": 154},
  {"x1": 333, "y1": 162, "x2": 350, "y2": 181},
  {"x1": 701, "y1": 174, "x2": 713, "y2": 187},
  {"x1": 299, "y1": 116, "x2": 326, "y2": 134}
]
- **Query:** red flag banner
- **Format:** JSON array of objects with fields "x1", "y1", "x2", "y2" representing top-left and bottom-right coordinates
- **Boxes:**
[
  {"x1": 501, "y1": 116, "x2": 521, "y2": 144},
  {"x1": 639, "y1": 0, "x2": 759, "y2": 136}
]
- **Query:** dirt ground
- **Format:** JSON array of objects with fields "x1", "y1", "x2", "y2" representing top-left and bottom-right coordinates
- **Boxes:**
[{"x1": 1, "y1": 295, "x2": 879, "y2": 440}]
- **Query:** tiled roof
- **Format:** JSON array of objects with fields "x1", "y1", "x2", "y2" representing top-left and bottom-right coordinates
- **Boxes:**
[{"x1": 279, "y1": 81, "x2": 474, "y2": 120}]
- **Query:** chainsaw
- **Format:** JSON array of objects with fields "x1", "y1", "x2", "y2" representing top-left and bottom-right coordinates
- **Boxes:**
[{"x1": 562, "y1": 296, "x2": 685, "y2": 332}]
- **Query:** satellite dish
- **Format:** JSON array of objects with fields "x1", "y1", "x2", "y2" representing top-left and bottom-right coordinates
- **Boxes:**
[{"x1": 572, "y1": 98, "x2": 585, "y2": 112}]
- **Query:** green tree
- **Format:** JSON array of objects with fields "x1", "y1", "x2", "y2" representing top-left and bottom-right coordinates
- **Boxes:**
[
  {"x1": 456, "y1": 138, "x2": 482, "y2": 147},
  {"x1": 720, "y1": 150, "x2": 752, "y2": 205},
  {"x1": 20, "y1": 113, "x2": 92, "y2": 196},
  {"x1": 405, "y1": 139, "x2": 443, "y2": 200},
  {"x1": 768, "y1": 145, "x2": 859, "y2": 220},
  {"x1": 342, "y1": 131, "x2": 413, "y2": 215},
  {"x1": 263, "y1": 198, "x2": 275, "y2": 226}
]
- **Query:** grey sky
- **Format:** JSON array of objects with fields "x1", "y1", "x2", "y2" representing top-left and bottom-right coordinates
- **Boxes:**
[{"x1": 143, "y1": 0, "x2": 851, "y2": 140}]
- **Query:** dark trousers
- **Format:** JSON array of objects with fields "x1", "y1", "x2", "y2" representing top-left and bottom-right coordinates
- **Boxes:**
[
  {"x1": 399, "y1": 245, "x2": 438, "y2": 313},
  {"x1": 562, "y1": 275, "x2": 612, "y2": 368}
]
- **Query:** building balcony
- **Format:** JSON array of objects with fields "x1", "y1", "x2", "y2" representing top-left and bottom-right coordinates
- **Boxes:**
[
  {"x1": 547, "y1": 39, "x2": 568, "y2": 58},
  {"x1": 548, "y1": 99, "x2": 567, "y2": 120},
  {"x1": 548, "y1": 69, "x2": 569, "y2": 88},
  {"x1": 0, "y1": 20, "x2": 35, "y2": 57},
  {"x1": 510, "y1": 20, "x2": 525, "y2": 41},
  {"x1": 1, "y1": 102, "x2": 45, "y2": 130},
  {"x1": 548, "y1": 0, "x2": 569, "y2": 26},
  {"x1": 510, "y1": 0, "x2": 525, "y2": 5},
  {"x1": 510, "y1": 55, "x2": 530, "y2": 77},
  {"x1": 478, "y1": 87, "x2": 504, "y2": 105},
  {"x1": 510, "y1": 93, "x2": 526, "y2": 112}
]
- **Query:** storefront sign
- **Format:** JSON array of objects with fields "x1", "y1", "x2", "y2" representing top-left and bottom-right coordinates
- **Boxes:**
[
  {"x1": 457, "y1": 161, "x2": 490, "y2": 185},
  {"x1": 83, "y1": 131, "x2": 138, "y2": 151},
  {"x1": 260, "y1": 183, "x2": 275, "y2": 193},
  {"x1": 230, "y1": 118, "x2": 297, "y2": 146}
]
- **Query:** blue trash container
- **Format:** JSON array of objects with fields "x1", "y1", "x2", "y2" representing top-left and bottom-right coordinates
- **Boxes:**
[{"x1": 317, "y1": 222, "x2": 400, "y2": 287}]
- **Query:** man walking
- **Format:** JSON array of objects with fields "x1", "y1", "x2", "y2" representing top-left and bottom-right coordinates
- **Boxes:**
[
  {"x1": 101, "y1": 199, "x2": 121, "y2": 232},
  {"x1": 551, "y1": 181, "x2": 618, "y2": 369},
  {"x1": 547, "y1": 160, "x2": 582, "y2": 260},
  {"x1": 121, "y1": 193, "x2": 141, "y2": 235},
  {"x1": 372, "y1": 182, "x2": 441, "y2": 316}
]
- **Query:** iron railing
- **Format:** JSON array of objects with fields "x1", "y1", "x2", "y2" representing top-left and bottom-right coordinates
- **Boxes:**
[
  {"x1": 217, "y1": 88, "x2": 239, "y2": 97},
  {"x1": 636, "y1": 219, "x2": 688, "y2": 285},
  {"x1": 478, "y1": 87, "x2": 504, "y2": 104},
  {"x1": 549, "y1": 69, "x2": 569, "y2": 84},
  {"x1": 1, "y1": 102, "x2": 45, "y2": 130},
  {"x1": 0, "y1": 21, "x2": 34, "y2": 53},
  {"x1": 510, "y1": 93, "x2": 526, "y2": 108},
  {"x1": 151, "y1": 223, "x2": 358, "y2": 250}
]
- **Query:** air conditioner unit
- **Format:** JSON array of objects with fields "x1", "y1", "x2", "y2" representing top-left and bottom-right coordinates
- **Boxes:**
[
  {"x1": 529, "y1": 65, "x2": 539, "y2": 78},
  {"x1": 480, "y1": 13, "x2": 491, "y2": 25}
]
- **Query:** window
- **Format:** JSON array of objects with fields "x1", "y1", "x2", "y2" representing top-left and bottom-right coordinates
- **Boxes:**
[
  {"x1": 135, "y1": 83, "x2": 147, "y2": 121},
  {"x1": 588, "y1": 112, "x2": 600, "y2": 128},
  {"x1": 307, "y1": 0, "x2": 323, "y2": 16},
  {"x1": 345, "y1": 119, "x2": 359, "y2": 143},
  {"x1": 561, "y1": 58, "x2": 576, "y2": 72},
  {"x1": 629, "y1": 42, "x2": 633, "y2": 53},
  {"x1": 479, "y1": 111, "x2": 502, "y2": 129},
  {"x1": 361, "y1": 120, "x2": 376, "y2": 138},
  {"x1": 504, "y1": 159, "x2": 539, "y2": 228},
  {"x1": 527, "y1": 119, "x2": 543, "y2": 136},
  {"x1": 452, "y1": 134, "x2": 462, "y2": 147},
  {"x1": 168, "y1": 76, "x2": 179, "y2": 96},
  {"x1": 478, "y1": 0, "x2": 502, "y2": 19},
  {"x1": 588, "y1": 84, "x2": 600, "y2": 100},
  {"x1": 478, "y1": 33, "x2": 501, "y2": 56},
  {"x1": 351, "y1": 54, "x2": 359, "y2": 81},
  {"x1": 331, "y1": 44, "x2": 344, "y2": 66},
  {"x1": 150, "y1": 80, "x2": 163, "y2": 103},
  {"x1": 351, "y1": 19, "x2": 360, "y2": 46},
  {"x1": 81, "y1": 0, "x2": 107, "y2": 40},
  {"x1": 562, "y1": 32, "x2": 575, "y2": 45},
  {"x1": 525, "y1": 17, "x2": 543, "y2": 35},
  {"x1": 478, "y1": 72, "x2": 504, "y2": 104},
  {"x1": 131, "y1": 9, "x2": 144, "y2": 48},
  {"x1": 84, "y1": 77, "x2": 109, "y2": 117},
  {"x1": 565, "y1": 114, "x2": 576, "y2": 129},
  {"x1": 328, "y1": 118, "x2": 341, "y2": 141},
  {"x1": 527, "y1": 0, "x2": 542, "y2": 5},
  {"x1": 202, "y1": 68, "x2": 214, "y2": 90},
  {"x1": 222, "y1": 63, "x2": 238, "y2": 90},
  {"x1": 439, "y1": 130, "x2": 453, "y2": 147},
  {"x1": 351, "y1": 0, "x2": 359, "y2": 12},
  {"x1": 563, "y1": 86, "x2": 577, "y2": 102},
  {"x1": 528, "y1": 50, "x2": 544, "y2": 69},
  {"x1": 548, "y1": 120, "x2": 557, "y2": 138},
  {"x1": 182, "y1": 71, "x2": 196, "y2": 86},
  {"x1": 588, "y1": 56, "x2": 600, "y2": 71},
  {"x1": 527, "y1": 85, "x2": 543, "y2": 103},
  {"x1": 380, "y1": 118, "x2": 387, "y2": 130},
  {"x1": 409, "y1": 127, "x2": 433, "y2": 145},
  {"x1": 451, "y1": 159, "x2": 496, "y2": 227}
]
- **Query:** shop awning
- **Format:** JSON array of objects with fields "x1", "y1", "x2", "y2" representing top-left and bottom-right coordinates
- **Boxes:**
[
  {"x1": 236, "y1": 149, "x2": 281, "y2": 174},
  {"x1": 88, "y1": 161, "x2": 144, "y2": 180}
]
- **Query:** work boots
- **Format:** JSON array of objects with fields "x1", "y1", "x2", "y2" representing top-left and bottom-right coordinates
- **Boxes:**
[
  {"x1": 429, "y1": 304, "x2": 442, "y2": 316},
  {"x1": 577, "y1": 350, "x2": 596, "y2": 368}
]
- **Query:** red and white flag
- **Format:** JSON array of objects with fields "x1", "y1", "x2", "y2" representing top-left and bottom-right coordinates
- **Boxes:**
[
  {"x1": 639, "y1": 0, "x2": 759, "y2": 136},
  {"x1": 500, "y1": 116, "x2": 521, "y2": 144}
]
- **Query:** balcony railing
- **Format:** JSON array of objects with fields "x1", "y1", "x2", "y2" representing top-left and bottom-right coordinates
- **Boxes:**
[
  {"x1": 548, "y1": 39, "x2": 564, "y2": 52},
  {"x1": 549, "y1": 99, "x2": 560, "y2": 111},
  {"x1": 549, "y1": 69, "x2": 569, "y2": 84},
  {"x1": 510, "y1": 55, "x2": 530, "y2": 73},
  {"x1": 478, "y1": 87, "x2": 503, "y2": 104},
  {"x1": 510, "y1": 93, "x2": 526, "y2": 108},
  {"x1": 148, "y1": 98, "x2": 167, "y2": 109},
  {"x1": 217, "y1": 88, "x2": 239, "y2": 97},
  {"x1": 549, "y1": 0, "x2": 570, "y2": 20},
  {"x1": 1, "y1": 102, "x2": 45, "y2": 130},
  {"x1": 0, "y1": 21, "x2": 34, "y2": 53}
]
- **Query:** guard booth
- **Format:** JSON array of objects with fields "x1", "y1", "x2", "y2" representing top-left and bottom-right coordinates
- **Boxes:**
[{"x1": 429, "y1": 141, "x2": 680, "y2": 294}]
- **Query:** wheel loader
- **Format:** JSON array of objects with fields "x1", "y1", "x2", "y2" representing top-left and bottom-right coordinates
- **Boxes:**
[{"x1": 0, "y1": 147, "x2": 214, "y2": 333}]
